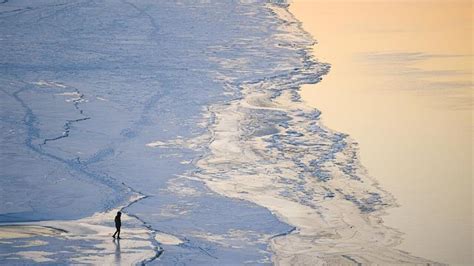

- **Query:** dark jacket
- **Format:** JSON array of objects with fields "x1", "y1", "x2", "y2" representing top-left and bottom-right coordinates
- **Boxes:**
[{"x1": 114, "y1": 215, "x2": 121, "y2": 228}]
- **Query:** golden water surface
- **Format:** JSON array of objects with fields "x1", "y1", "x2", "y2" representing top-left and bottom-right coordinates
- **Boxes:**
[{"x1": 290, "y1": 0, "x2": 472, "y2": 264}]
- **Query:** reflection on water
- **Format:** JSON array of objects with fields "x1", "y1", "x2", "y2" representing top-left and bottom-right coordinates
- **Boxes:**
[
  {"x1": 290, "y1": 0, "x2": 472, "y2": 265},
  {"x1": 113, "y1": 239, "x2": 121, "y2": 264}
]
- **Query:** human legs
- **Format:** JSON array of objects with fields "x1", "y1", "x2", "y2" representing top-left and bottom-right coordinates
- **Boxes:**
[{"x1": 112, "y1": 228, "x2": 120, "y2": 238}]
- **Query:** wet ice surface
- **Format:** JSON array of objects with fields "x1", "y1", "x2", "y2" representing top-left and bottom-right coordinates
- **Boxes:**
[
  {"x1": 0, "y1": 209, "x2": 156, "y2": 265},
  {"x1": 1, "y1": 0, "x2": 297, "y2": 264},
  {"x1": 0, "y1": 0, "x2": 440, "y2": 265}
]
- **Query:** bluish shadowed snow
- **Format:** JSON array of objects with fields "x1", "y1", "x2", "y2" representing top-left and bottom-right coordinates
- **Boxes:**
[{"x1": 1, "y1": 0, "x2": 302, "y2": 264}]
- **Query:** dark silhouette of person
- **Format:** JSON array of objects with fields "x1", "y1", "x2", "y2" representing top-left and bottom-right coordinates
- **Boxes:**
[{"x1": 112, "y1": 211, "x2": 122, "y2": 239}]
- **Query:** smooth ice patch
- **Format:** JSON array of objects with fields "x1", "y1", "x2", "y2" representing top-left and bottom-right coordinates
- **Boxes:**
[
  {"x1": 0, "y1": 225, "x2": 61, "y2": 239},
  {"x1": 154, "y1": 232, "x2": 183, "y2": 245},
  {"x1": 33, "y1": 80, "x2": 67, "y2": 88},
  {"x1": 0, "y1": 209, "x2": 156, "y2": 265},
  {"x1": 14, "y1": 240, "x2": 49, "y2": 248},
  {"x1": 16, "y1": 251, "x2": 55, "y2": 263}
]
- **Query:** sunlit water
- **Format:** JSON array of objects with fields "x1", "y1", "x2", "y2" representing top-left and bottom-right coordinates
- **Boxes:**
[{"x1": 291, "y1": 0, "x2": 472, "y2": 264}]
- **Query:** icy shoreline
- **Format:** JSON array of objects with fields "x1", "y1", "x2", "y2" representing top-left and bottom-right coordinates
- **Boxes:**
[
  {"x1": 1, "y1": 0, "x2": 442, "y2": 264},
  {"x1": 192, "y1": 3, "x2": 440, "y2": 265}
]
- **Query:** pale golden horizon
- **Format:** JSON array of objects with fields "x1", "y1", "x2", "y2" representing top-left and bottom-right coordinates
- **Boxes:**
[{"x1": 292, "y1": 0, "x2": 472, "y2": 264}]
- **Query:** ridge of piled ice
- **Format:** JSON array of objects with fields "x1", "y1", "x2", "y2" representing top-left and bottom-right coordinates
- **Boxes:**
[{"x1": 191, "y1": 3, "x2": 440, "y2": 265}]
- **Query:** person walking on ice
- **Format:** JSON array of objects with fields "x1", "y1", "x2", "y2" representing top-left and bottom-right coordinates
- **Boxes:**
[{"x1": 112, "y1": 211, "x2": 122, "y2": 239}]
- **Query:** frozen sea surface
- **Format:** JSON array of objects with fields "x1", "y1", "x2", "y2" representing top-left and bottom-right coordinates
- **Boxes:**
[
  {"x1": 0, "y1": 0, "x2": 440, "y2": 265},
  {"x1": 0, "y1": 0, "x2": 301, "y2": 264}
]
